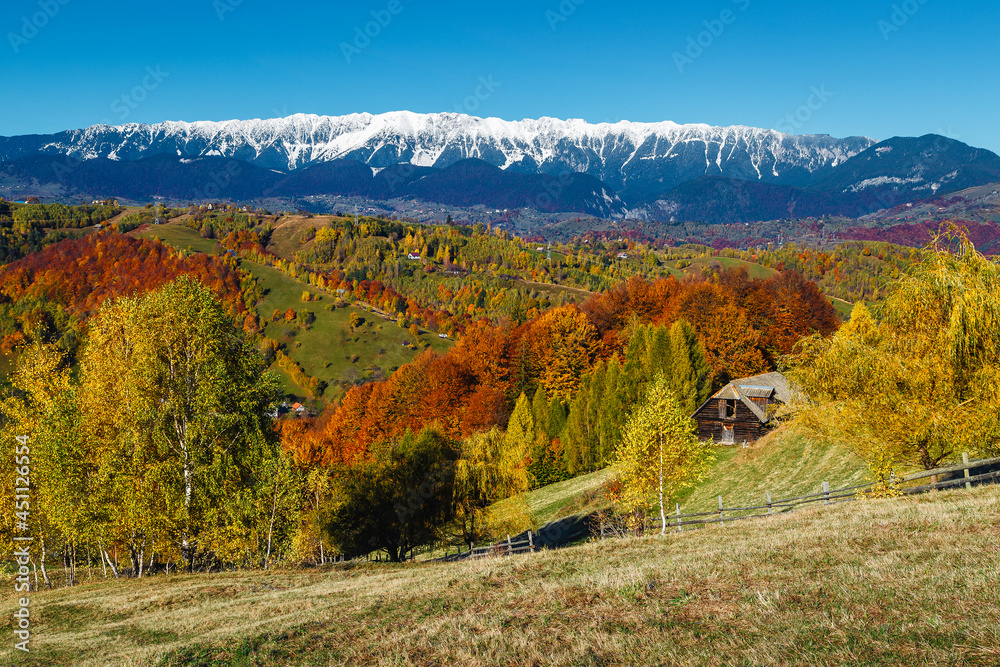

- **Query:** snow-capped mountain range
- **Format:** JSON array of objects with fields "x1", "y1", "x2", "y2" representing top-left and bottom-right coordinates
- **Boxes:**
[
  {"x1": 0, "y1": 112, "x2": 875, "y2": 203},
  {"x1": 3, "y1": 112, "x2": 999, "y2": 222}
]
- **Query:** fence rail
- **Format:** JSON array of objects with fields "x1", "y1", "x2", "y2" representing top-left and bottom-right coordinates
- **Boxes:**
[
  {"x1": 436, "y1": 454, "x2": 1000, "y2": 561},
  {"x1": 439, "y1": 531, "x2": 538, "y2": 562},
  {"x1": 597, "y1": 453, "x2": 1000, "y2": 539}
]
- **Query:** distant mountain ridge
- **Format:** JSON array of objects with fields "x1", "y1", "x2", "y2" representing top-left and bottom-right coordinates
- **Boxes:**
[
  {"x1": 0, "y1": 112, "x2": 875, "y2": 203},
  {"x1": 0, "y1": 154, "x2": 627, "y2": 218},
  {"x1": 3, "y1": 113, "x2": 1000, "y2": 224}
]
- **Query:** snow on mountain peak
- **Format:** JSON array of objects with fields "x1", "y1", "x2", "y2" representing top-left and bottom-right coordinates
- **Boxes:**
[{"x1": 7, "y1": 111, "x2": 877, "y2": 201}]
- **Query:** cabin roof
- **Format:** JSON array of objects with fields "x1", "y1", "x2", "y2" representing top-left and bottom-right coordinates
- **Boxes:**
[{"x1": 692, "y1": 372, "x2": 793, "y2": 424}]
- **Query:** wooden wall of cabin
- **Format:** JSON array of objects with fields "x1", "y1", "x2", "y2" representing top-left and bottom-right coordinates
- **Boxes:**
[{"x1": 694, "y1": 398, "x2": 763, "y2": 444}]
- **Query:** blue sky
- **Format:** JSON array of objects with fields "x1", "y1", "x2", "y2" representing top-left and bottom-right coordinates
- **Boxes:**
[{"x1": 3, "y1": 0, "x2": 998, "y2": 151}]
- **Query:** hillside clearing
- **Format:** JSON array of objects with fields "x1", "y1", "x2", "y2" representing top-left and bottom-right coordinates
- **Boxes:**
[
  {"x1": 677, "y1": 424, "x2": 870, "y2": 514},
  {"x1": 505, "y1": 423, "x2": 870, "y2": 530},
  {"x1": 668, "y1": 256, "x2": 780, "y2": 281},
  {"x1": 135, "y1": 222, "x2": 451, "y2": 403},
  {"x1": 4, "y1": 485, "x2": 998, "y2": 666}
]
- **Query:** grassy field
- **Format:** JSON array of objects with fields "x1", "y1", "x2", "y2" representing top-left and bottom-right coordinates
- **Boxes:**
[
  {"x1": 247, "y1": 260, "x2": 451, "y2": 402},
  {"x1": 503, "y1": 423, "x2": 870, "y2": 530},
  {"x1": 136, "y1": 221, "x2": 219, "y2": 255},
  {"x1": 136, "y1": 222, "x2": 451, "y2": 403},
  {"x1": 266, "y1": 214, "x2": 346, "y2": 260},
  {"x1": 518, "y1": 468, "x2": 614, "y2": 527},
  {"x1": 5, "y1": 485, "x2": 999, "y2": 666},
  {"x1": 828, "y1": 296, "x2": 856, "y2": 320},
  {"x1": 677, "y1": 424, "x2": 870, "y2": 515},
  {"x1": 666, "y1": 256, "x2": 780, "y2": 281}
]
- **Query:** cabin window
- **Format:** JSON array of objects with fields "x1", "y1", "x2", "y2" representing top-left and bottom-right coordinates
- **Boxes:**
[{"x1": 717, "y1": 400, "x2": 737, "y2": 418}]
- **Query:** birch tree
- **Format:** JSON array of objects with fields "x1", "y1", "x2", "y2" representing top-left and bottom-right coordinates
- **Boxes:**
[
  {"x1": 614, "y1": 375, "x2": 713, "y2": 534},
  {"x1": 80, "y1": 276, "x2": 282, "y2": 570}
]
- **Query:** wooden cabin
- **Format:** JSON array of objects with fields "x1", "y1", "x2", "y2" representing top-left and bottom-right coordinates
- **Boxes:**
[{"x1": 691, "y1": 372, "x2": 792, "y2": 445}]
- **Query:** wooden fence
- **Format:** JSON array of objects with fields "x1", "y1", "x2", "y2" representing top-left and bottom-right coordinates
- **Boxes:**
[
  {"x1": 439, "y1": 531, "x2": 538, "y2": 562},
  {"x1": 436, "y1": 454, "x2": 1000, "y2": 559},
  {"x1": 598, "y1": 453, "x2": 1000, "y2": 538}
]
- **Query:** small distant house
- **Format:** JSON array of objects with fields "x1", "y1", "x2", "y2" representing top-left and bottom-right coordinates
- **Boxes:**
[
  {"x1": 438, "y1": 333, "x2": 448, "y2": 339},
  {"x1": 691, "y1": 372, "x2": 793, "y2": 445},
  {"x1": 407, "y1": 253, "x2": 421, "y2": 261},
  {"x1": 291, "y1": 403, "x2": 306, "y2": 414},
  {"x1": 617, "y1": 252, "x2": 629, "y2": 260}
]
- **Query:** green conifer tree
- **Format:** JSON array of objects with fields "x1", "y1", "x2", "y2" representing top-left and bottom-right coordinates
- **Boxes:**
[
  {"x1": 669, "y1": 319, "x2": 712, "y2": 415},
  {"x1": 598, "y1": 356, "x2": 623, "y2": 466}
]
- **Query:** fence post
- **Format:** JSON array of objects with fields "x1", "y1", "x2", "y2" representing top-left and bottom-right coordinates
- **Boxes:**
[
  {"x1": 676, "y1": 503, "x2": 682, "y2": 532},
  {"x1": 718, "y1": 496, "x2": 724, "y2": 522},
  {"x1": 528, "y1": 530, "x2": 534, "y2": 550},
  {"x1": 963, "y1": 452, "x2": 972, "y2": 490},
  {"x1": 823, "y1": 481, "x2": 830, "y2": 506},
  {"x1": 506, "y1": 534, "x2": 512, "y2": 555},
  {"x1": 766, "y1": 492, "x2": 773, "y2": 515}
]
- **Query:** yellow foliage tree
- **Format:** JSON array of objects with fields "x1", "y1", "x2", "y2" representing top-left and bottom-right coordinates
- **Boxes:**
[
  {"x1": 614, "y1": 375, "x2": 714, "y2": 534},
  {"x1": 452, "y1": 428, "x2": 532, "y2": 544},
  {"x1": 532, "y1": 306, "x2": 599, "y2": 400},
  {"x1": 788, "y1": 233, "x2": 1000, "y2": 490}
]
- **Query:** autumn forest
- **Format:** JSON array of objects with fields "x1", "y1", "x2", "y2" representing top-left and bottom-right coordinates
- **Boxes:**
[{"x1": 0, "y1": 202, "x2": 985, "y2": 577}]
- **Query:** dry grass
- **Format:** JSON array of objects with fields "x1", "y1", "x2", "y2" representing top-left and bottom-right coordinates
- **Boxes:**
[
  {"x1": 678, "y1": 424, "x2": 870, "y2": 515},
  {"x1": 3, "y1": 485, "x2": 999, "y2": 666}
]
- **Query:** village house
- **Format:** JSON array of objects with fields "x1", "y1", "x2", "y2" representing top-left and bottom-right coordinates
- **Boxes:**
[{"x1": 691, "y1": 372, "x2": 793, "y2": 445}]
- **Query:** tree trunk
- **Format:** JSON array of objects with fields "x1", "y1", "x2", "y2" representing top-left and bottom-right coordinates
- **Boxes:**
[
  {"x1": 101, "y1": 543, "x2": 119, "y2": 580},
  {"x1": 39, "y1": 534, "x2": 51, "y2": 589},
  {"x1": 659, "y1": 433, "x2": 667, "y2": 535},
  {"x1": 265, "y1": 487, "x2": 278, "y2": 569},
  {"x1": 182, "y1": 447, "x2": 194, "y2": 571}
]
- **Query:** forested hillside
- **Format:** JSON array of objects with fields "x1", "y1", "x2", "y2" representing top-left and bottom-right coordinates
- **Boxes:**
[{"x1": 0, "y1": 208, "x2": 949, "y2": 579}]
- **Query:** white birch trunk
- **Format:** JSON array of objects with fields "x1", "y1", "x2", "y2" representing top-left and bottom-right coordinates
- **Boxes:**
[{"x1": 659, "y1": 433, "x2": 666, "y2": 535}]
